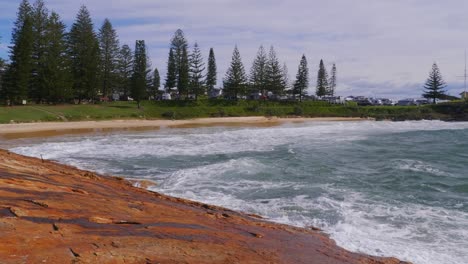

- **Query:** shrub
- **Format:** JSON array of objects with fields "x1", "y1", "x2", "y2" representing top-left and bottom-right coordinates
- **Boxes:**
[
  {"x1": 293, "y1": 106, "x2": 304, "y2": 116},
  {"x1": 162, "y1": 111, "x2": 176, "y2": 119}
]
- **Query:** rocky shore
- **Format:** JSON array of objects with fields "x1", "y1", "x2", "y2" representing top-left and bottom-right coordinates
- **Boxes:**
[{"x1": 0, "y1": 149, "x2": 408, "y2": 264}]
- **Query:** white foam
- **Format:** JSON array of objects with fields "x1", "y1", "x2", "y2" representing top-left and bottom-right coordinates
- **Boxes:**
[
  {"x1": 322, "y1": 191, "x2": 468, "y2": 264},
  {"x1": 11, "y1": 121, "x2": 468, "y2": 162},
  {"x1": 395, "y1": 159, "x2": 452, "y2": 177}
]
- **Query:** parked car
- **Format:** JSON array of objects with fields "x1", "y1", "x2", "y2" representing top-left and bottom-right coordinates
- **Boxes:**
[
  {"x1": 397, "y1": 98, "x2": 418, "y2": 106},
  {"x1": 357, "y1": 98, "x2": 373, "y2": 106},
  {"x1": 381, "y1": 99, "x2": 396, "y2": 106},
  {"x1": 416, "y1": 99, "x2": 429, "y2": 105},
  {"x1": 371, "y1": 98, "x2": 383, "y2": 106}
]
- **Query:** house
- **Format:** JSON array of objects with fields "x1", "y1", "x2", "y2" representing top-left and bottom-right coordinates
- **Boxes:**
[
  {"x1": 111, "y1": 93, "x2": 120, "y2": 101},
  {"x1": 162, "y1": 93, "x2": 172, "y2": 100},
  {"x1": 321, "y1": 96, "x2": 345, "y2": 104},
  {"x1": 460, "y1": 91, "x2": 468, "y2": 99},
  {"x1": 208, "y1": 88, "x2": 223, "y2": 99}
]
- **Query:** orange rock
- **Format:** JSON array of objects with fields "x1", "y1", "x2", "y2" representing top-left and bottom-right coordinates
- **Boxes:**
[{"x1": 0, "y1": 149, "x2": 410, "y2": 264}]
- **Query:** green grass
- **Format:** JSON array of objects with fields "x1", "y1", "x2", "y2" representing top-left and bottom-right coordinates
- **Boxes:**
[{"x1": 1, "y1": 100, "x2": 467, "y2": 124}]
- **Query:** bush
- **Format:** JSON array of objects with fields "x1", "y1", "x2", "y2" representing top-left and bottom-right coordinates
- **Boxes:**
[
  {"x1": 293, "y1": 106, "x2": 304, "y2": 116},
  {"x1": 162, "y1": 111, "x2": 176, "y2": 119}
]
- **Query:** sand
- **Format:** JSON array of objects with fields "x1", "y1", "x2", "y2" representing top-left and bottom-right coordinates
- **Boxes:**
[{"x1": 0, "y1": 117, "x2": 368, "y2": 140}]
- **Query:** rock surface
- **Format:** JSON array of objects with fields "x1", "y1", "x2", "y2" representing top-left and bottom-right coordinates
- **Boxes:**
[{"x1": 0, "y1": 149, "x2": 409, "y2": 264}]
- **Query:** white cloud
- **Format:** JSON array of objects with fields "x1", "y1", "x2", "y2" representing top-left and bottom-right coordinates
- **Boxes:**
[{"x1": 1, "y1": 0, "x2": 468, "y2": 98}]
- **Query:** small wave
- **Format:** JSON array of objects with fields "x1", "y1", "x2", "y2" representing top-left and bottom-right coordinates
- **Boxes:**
[{"x1": 394, "y1": 159, "x2": 451, "y2": 177}]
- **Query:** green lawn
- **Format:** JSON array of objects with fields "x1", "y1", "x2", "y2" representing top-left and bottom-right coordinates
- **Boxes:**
[{"x1": 0, "y1": 100, "x2": 466, "y2": 124}]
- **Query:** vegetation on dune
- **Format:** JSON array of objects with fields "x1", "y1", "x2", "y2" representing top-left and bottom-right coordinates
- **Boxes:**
[{"x1": 1, "y1": 100, "x2": 467, "y2": 124}]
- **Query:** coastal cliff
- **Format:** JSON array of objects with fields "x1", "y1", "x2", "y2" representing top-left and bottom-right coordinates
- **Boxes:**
[{"x1": 0, "y1": 149, "x2": 408, "y2": 264}]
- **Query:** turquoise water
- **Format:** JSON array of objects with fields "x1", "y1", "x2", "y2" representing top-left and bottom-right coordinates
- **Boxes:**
[{"x1": 9, "y1": 121, "x2": 468, "y2": 264}]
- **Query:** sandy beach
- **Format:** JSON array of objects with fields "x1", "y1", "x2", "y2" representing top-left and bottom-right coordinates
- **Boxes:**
[{"x1": 0, "y1": 117, "x2": 368, "y2": 139}]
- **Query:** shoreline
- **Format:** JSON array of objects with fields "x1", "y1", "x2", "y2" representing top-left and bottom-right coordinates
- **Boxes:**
[
  {"x1": 0, "y1": 116, "x2": 369, "y2": 140},
  {"x1": 0, "y1": 149, "x2": 407, "y2": 263}
]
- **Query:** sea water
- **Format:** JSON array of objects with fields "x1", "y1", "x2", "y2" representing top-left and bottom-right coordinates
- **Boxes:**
[{"x1": 9, "y1": 120, "x2": 468, "y2": 264}]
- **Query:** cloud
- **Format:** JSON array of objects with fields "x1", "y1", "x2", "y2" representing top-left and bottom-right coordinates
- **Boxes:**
[{"x1": 1, "y1": 0, "x2": 468, "y2": 98}]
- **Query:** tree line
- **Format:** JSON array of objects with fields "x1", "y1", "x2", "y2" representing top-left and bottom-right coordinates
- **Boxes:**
[
  {"x1": 0, "y1": 0, "x2": 339, "y2": 107},
  {"x1": 0, "y1": 0, "x2": 157, "y2": 107}
]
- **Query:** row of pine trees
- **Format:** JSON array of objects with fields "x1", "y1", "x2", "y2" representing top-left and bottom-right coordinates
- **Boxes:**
[
  {"x1": 164, "y1": 29, "x2": 338, "y2": 101},
  {"x1": 0, "y1": 0, "x2": 338, "y2": 106},
  {"x1": 0, "y1": 0, "x2": 156, "y2": 106}
]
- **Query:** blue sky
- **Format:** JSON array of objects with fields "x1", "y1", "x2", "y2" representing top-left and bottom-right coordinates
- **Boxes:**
[{"x1": 1, "y1": 0, "x2": 468, "y2": 99}]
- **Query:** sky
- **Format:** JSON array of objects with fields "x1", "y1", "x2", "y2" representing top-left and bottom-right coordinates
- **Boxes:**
[{"x1": 1, "y1": 0, "x2": 468, "y2": 99}]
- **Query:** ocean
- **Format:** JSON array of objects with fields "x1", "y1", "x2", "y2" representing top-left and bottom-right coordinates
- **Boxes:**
[{"x1": 9, "y1": 120, "x2": 468, "y2": 264}]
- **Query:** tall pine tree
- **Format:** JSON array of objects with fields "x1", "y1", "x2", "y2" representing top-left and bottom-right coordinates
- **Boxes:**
[
  {"x1": 68, "y1": 5, "x2": 100, "y2": 102},
  {"x1": 169, "y1": 29, "x2": 189, "y2": 95},
  {"x1": 117, "y1": 44, "x2": 133, "y2": 98},
  {"x1": 328, "y1": 63, "x2": 337, "y2": 96},
  {"x1": 0, "y1": 37, "x2": 6, "y2": 101},
  {"x1": 177, "y1": 46, "x2": 190, "y2": 98},
  {"x1": 282, "y1": 62, "x2": 290, "y2": 92},
  {"x1": 5, "y1": 0, "x2": 33, "y2": 104},
  {"x1": 316, "y1": 59, "x2": 329, "y2": 97},
  {"x1": 150, "y1": 68, "x2": 160, "y2": 99},
  {"x1": 224, "y1": 46, "x2": 247, "y2": 99},
  {"x1": 205, "y1": 48, "x2": 217, "y2": 92},
  {"x1": 249, "y1": 45, "x2": 268, "y2": 95},
  {"x1": 265, "y1": 46, "x2": 285, "y2": 96},
  {"x1": 293, "y1": 55, "x2": 309, "y2": 102},
  {"x1": 189, "y1": 42, "x2": 205, "y2": 99},
  {"x1": 42, "y1": 12, "x2": 72, "y2": 103},
  {"x1": 164, "y1": 48, "x2": 177, "y2": 91},
  {"x1": 131, "y1": 40, "x2": 149, "y2": 108},
  {"x1": 98, "y1": 18, "x2": 120, "y2": 98},
  {"x1": 30, "y1": 0, "x2": 49, "y2": 102},
  {"x1": 423, "y1": 63, "x2": 446, "y2": 104}
]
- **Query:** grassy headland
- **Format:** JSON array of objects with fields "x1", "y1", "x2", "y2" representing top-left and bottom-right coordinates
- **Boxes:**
[{"x1": 1, "y1": 100, "x2": 467, "y2": 124}]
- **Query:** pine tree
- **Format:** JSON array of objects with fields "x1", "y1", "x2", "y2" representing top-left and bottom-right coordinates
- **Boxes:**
[
  {"x1": 164, "y1": 48, "x2": 177, "y2": 91},
  {"x1": 98, "y1": 19, "x2": 120, "y2": 99},
  {"x1": 30, "y1": 0, "x2": 49, "y2": 102},
  {"x1": 265, "y1": 46, "x2": 285, "y2": 96},
  {"x1": 117, "y1": 44, "x2": 133, "y2": 98},
  {"x1": 42, "y1": 12, "x2": 72, "y2": 103},
  {"x1": 0, "y1": 45, "x2": 6, "y2": 101},
  {"x1": 5, "y1": 0, "x2": 33, "y2": 104},
  {"x1": 316, "y1": 59, "x2": 329, "y2": 97},
  {"x1": 169, "y1": 29, "x2": 189, "y2": 94},
  {"x1": 0, "y1": 61, "x2": 5, "y2": 102},
  {"x1": 150, "y1": 68, "x2": 160, "y2": 99},
  {"x1": 293, "y1": 55, "x2": 309, "y2": 102},
  {"x1": 249, "y1": 45, "x2": 268, "y2": 95},
  {"x1": 131, "y1": 40, "x2": 149, "y2": 108},
  {"x1": 423, "y1": 63, "x2": 447, "y2": 104},
  {"x1": 68, "y1": 5, "x2": 100, "y2": 102},
  {"x1": 189, "y1": 42, "x2": 205, "y2": 99},
  {"x1": 205, "y1": 48, "x2": 217, "y2": 92},
  {"x1": 224, "y1": 46, "x2": 247, "y2": 99},
  {"x1": 282, "y1": 62, "x2": 290, "y2": 92},
  {"x1": 178, "y1": 46, "x2": 190, "y2": 98},
  {"x1": 328, "y1": 63, "x2": 337, "y2": 96}
]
